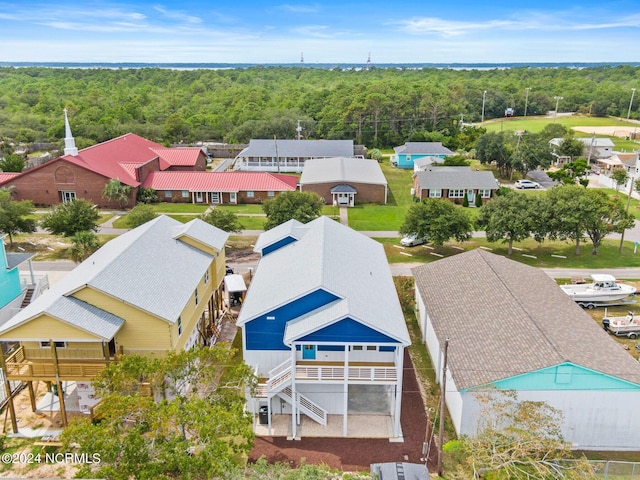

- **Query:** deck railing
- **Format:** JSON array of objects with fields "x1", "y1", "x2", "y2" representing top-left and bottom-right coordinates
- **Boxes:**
[
  {"x1": 3, "y1": 346, "x2": 109, "y2": 381},
  {"x1": 295, "y1": 365, "x2": 397, "y2": 383}
]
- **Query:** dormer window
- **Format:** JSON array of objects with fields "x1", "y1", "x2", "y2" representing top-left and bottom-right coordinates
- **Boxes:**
[{"x1": 195, "y1": 288, "x2": 199, "y2": 305}]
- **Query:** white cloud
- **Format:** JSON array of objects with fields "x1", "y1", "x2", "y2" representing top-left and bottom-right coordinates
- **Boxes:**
[{"x1": 277, "y1": 4, "x2": 320, "y2": 14}]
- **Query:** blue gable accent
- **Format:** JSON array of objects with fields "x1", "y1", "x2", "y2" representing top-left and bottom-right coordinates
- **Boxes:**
[
  {"x1": 261, "y1": 236, "x2": 296, "y2": 256},
  {"x1": 296, "y1": 318, "x2": 400, "y2": 344},
  {"x1": 485, "y1": 362, "x2": 640, "y2": 392},
  {"x1": 245, "y1": 289, "x2": 339, "y2": 350},
  {"x1": 318, "y1": 345, "x2": 345, "y2": 352}
]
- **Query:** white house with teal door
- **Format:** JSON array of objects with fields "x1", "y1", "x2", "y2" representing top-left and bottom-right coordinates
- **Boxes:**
[
  {"x1": 237, "y1": 217, "x2": 410, "y2": 439},
  {"x1": 413, "y1": 249, "x2": 640, "y2": 450},
  {"x1": 391, "y1": 142, "x2": 454, "y2": 169}
]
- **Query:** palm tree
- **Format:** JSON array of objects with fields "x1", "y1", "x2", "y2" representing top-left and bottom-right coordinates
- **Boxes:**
[{"x1": 102, "y1": 179, "x2": 132, "y2": 208}]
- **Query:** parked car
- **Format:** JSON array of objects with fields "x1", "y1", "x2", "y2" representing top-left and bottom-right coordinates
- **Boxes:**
[
  {"x1": 514, "y1": 179, "x2": 541, "y2": 189},
  {"x1": 400, "y1": 234, "x2": 428, "y2": 247}
]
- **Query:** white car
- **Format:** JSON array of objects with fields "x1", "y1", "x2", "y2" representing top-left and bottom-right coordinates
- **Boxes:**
[
  {"x1": 400, "y1": 234, "x2": 428, "y2": 247},
  {"x1": 514, "y1": 179, "x2": 541, "y2": 189}
]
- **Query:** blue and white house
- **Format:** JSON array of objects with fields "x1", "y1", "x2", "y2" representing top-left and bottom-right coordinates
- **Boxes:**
[
  {"x1": 413, "y1": 249, "x2": 640, "y2": 451},
  {"x1": 391, "y1": 142, "x2": 454, "y2": 169},
  {"x1": 237, "y1": 217, "x2": 410, "y2": 439}
]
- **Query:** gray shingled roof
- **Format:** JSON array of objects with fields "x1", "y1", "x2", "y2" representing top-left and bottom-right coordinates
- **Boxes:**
[
  {"x1": 5, "y1": 252, "x2": 35, "y2": 270},
  {"x1": 0, "y1": 216, "x2": 229, "y2": 338},
  {"x1": 394, "y1": 142, "x2": 454, "y2": 156},
  {"x1": 252, "y1": 218, "x2": 305, "y2": 254},
  {"x1": 46, "y1": 297, "x2": 125, "y2": 341},
  {"x1": 414, "y1": 168, "x2": 498, "y2": 190},
  {"x1": 300, "y1": 157, "x2": 387, "y2": 186},
  {"x1": 413, "y1": 249, "x2": 640, "y2": 390},
  {"x1": 238, "y1": 216, "x2": 410, "y2": 345},
  {"x1": 237, "y1": 139, "x2": 354, "y2": 158}
]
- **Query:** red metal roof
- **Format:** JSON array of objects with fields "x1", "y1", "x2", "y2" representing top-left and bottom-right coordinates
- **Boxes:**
[
  {"x1": 142, "y1": 171, "x2": 299, "y2": 192},
  {"x1": 0, "y1": 172, "x2": 20, "y2": 185},
  {"x1": 150, "y1": 148, "x2": 203, "y2": 167},
  {"x1": 4, "y1": 133, "x2": 207, "y2": 188}
]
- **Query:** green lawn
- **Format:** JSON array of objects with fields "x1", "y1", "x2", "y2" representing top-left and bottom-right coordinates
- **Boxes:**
[
  {"x1": 379, "y1": 236, "x2": 640, "y2": 268},
  {"x1": 214, "y1": 204, "x2": 265, "y2": 214},
  {"x1": 347, "y1": 161, "x2": 414, "y2": 231},
  {"x1": 147, "y1": 203, "x2": 209, "y2": 213},
  {"x1": 483, "y1": 115, "x2": 637, "y2": 134},
  {"x1": 237, "y1": 216, "x2": 266, "y2": 230}
]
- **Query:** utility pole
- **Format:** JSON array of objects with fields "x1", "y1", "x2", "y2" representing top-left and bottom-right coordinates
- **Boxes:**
[
  {"x1": 296, "y1": 120, "x2": 303, "y2": 140},
  {"x1": 524, "y1": 87, "x2": 531, "y2": 117},
  {"x1": 481, "y1": 90, "x2": 487, "y2": 123},
  {"x1": 619, "y1": 175, "x2": 634, "y2": 253},
  {"x1": 553, "y1": 96, "x2": 563, "y2": 123},
  {"x1": 437, "y1": 338, "x2": 450, "y2": 478},
  {"x1": 274, "y1": 135, "x2": 280, "y2": 174},
  {"x1": 628, "y1": 88, "x2": 636, "y2": 120}
]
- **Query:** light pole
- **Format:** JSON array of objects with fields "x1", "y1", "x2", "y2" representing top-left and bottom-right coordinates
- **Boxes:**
[
  {"x1": 524, "y1": 87, "x2": 531, "y2": 117},
  {"x1": 481, "y1": 90, "x2": 487, "y2": 123},
  {"x1": 627, "y1": 88, "x2": 636, "y2": 120},
  {"x1": 553, "y1": 96, "x2": 563, "y2": 123}
]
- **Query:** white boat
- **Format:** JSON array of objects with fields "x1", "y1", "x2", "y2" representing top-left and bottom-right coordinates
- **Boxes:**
[
  {"x1": 560, "y1": 274, "x2": 636, "y2": 304},
  {"x1": 603, "y1": 312, "x2": 640, "y2": 338}
]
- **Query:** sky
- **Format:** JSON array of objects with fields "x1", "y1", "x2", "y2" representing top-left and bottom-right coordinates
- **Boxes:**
[{"x1": 1, "y1": 1, "x2": 640, "y2": 64}]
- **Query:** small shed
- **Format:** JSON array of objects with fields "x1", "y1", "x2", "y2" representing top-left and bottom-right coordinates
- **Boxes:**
[{"x1": 224, "y1": 274, "x2": 247, "y2": 307}]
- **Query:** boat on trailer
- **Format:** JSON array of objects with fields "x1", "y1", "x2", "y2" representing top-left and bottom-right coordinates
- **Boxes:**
[
  {"x1": 560, "y1": 274, "x2": 636, "y2": 308},
  {"x1": 603, "y1": 311, "x2": 640, "y2": 339}
]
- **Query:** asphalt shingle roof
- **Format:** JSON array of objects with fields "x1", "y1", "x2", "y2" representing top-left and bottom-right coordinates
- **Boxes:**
[
  {"x1": 0, "y1": 216, "x2": 229, "y2": 339},
  {"x1": 412, "y1": 249, "x2": 640, "y2": 390},
  {"x1": 414, "y1": 167, "x2": 499, "y2": 190},
  {"x1": 237, "y1": 139, "x2": 354, "y2": 159},
  {"x1": 300, "y1": 157, "x2": 387, "y2": 185},
  {"x1": 238, "y1": 217, "x2": 410, "y2": 345},
  {"x1": 394, "y1": 142, "x2": 454, "y2": 156}
]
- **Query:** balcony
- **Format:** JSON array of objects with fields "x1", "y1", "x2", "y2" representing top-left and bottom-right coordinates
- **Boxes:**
[
  {"x1": 3, "y1": 345, "x2": 109, "y2": 381},
  {"x1": 295, "y1": 361, "x2": 397, "y2": 383}
]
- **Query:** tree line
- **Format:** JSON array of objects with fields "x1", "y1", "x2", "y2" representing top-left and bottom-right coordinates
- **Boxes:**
[
  {"x1": 0, "y1": 65, "x2": 638, "y2": 149},
  {"x1": 400, "y1": 185, "x2": 635, "y2": 255}
]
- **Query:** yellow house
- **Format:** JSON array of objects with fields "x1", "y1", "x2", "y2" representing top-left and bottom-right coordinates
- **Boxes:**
[{"x1": 0, "y1": 215, "x2": 229, "y2": 430}]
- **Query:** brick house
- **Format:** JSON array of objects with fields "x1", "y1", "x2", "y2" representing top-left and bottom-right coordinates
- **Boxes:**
[
  {"x1": 299, "y1": 157, "x2": 387, "y2": 206},
  {"x1": 0, "y1": 110, "x2": 207, "y2": 208},
  {"x1": 141, "y1": 171, "x2": 298, "y2": 204},
  {"x1": 413, "y1": 167, "x2": 499, "y2": 205}
]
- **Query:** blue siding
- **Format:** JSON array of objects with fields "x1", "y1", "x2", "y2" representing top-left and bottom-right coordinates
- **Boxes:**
[
  {"x1": 397, "y1": 153, "x2": 447, "y2": 169},
  {"x1": 488, "y1": 362, "x2": 640, "y2": 392},
  {"x1": 261, "y1": 236, "x2": 297, "y2": 256},
  {"x1": 245, "y1": 289, "x2": 339, "y2": 350},
  {"x1": 297, "y1": 318, "x2": 400, "y2": 344},
  {"x1": 0, "y1": 242, "x2": 21, "y2": 309},
  {"x1": 380, "y1": 346, "x2": 396, "y2": 352}
]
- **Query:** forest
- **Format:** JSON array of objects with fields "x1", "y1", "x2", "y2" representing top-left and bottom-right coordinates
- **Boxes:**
[{"x1": 0, "y1": 65, "x2": 639, "y2": 150}]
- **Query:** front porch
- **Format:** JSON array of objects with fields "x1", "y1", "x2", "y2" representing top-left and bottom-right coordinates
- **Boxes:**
[{"x1": 254, "y1": 413, "x2": 399, "y2": 439}]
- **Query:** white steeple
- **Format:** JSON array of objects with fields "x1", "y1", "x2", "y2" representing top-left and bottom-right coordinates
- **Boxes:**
[{"x1": 63, "y1": 108, "x2": 78, "y2": 156}]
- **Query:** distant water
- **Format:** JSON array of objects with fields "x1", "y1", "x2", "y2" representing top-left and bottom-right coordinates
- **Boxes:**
[{"x1": 1, "y1": 61, "x2": 639, "y2": 70}]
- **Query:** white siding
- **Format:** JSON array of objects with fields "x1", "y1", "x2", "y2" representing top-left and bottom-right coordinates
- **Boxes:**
[{"x1": 244, "y1": 350, "x2": 290, "y2": 376}]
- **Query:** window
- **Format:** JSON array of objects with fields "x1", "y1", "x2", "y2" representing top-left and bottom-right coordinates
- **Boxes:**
[
  {"x1": 177, "y1": 316, "x2": 182, "y2": 336},
  {"x1": 181, "y1": 190, "x2": 189, "y2": 198},
  {"x1": 366, "y1": 346, "x2": 377, "y2": 351},
  {"x1": 429, "y1": 189, "x2": 442, "y2": 198},
  {"x1": 266, "y1": 315, "x2": 275, "y2": 320},
  {"x1": 194, "y1": 288, "x2": 199, "y2": 305},
  {"x1": 351, "y1": 345, "x2": 363, "y2": 351},
  {"x1": 479, "y1": 189, "x2": 492, "y2": 198},
  {"x1": 60, "y1": 191, "x2": 76, "y2": 203},
  {"x1": 211, "y1": 192, "x2": 220, "y2": 204},
  {"x1": 247, "y1": 191, "x2": 254, "y2": 198},
  {"x1": 267, "y1": 191, "x2": 275, "y2": 198},
  {"x1": 40, "y1": 341, "x2": 66, "y2": 348},
  {"x1": 448, "y1": 189, "x2": 465, "y2": 198},
  {"x1": 165, "y1": 191, "x2": 172, "y2": 198},
  {"x1": 203, "y1": 270, "x2": 209, "y2": 284}
]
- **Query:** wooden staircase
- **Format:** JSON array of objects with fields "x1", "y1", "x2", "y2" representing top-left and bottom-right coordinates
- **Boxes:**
[{"x1": 21, "y1": 288, "x2": 35, "y2": 308}]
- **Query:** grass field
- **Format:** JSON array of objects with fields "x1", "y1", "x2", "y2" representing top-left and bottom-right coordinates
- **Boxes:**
[
  {"x1": 483, "y1": 115, "x2": 637, "y2": 134},
  {"x1": 378, "y1": 236, "x2": 640, "y2": 269}
]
